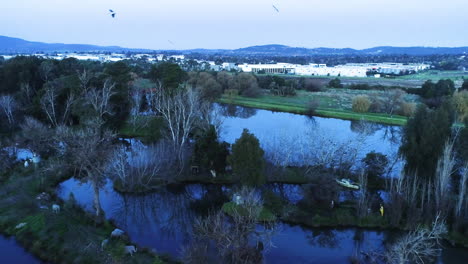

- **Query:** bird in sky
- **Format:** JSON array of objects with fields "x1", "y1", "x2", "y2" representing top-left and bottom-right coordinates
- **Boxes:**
[
  {"x1": 272, "y1": 5, "x2": 279, "y2": 13},
  {"x1": 109, "y1": 9, "x2": 116, "y2": 18},
  {"x1": 168, "y1": 40, "x2": 175, "y2": 45}
]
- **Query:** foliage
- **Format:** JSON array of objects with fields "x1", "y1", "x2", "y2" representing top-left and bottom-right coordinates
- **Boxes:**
[
  {"x1": 420, "y1": 79, "x2": 455, "y2": 101},
  {"x1": 399, "y1": 104, "x2": 453, "y2": 180},
  {"x1": 362, "y1": 151, "x2": 388, "y2": 182},
  {"x1": 452, "y1": 90, "x2": 468, "y2": 122},
  {"x1": 328, "y1": 78, "x2": 343, "y2": 88},
  {"x1": 304, "y1": 79, "x2": 323, "y2": 92},
  {"x1": 399, "y1": 102, "x2": 416, "y2": 117},
  {"x1": 352, "y1": 95, "x2": 371, "y2": 113},
  {"x1": 149, "y1": 62, "x2": 187, "y2": 92},
  {"x1": 193, "y1": 125, "x2": 230, "y2": 173},
  {"x1": 228, "y1": 129, "x2": 265, "y2": 186}
]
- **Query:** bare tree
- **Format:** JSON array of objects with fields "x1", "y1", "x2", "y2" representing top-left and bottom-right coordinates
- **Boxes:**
[
  {"x1": 190, "y1": 187, "x2": 277, "y2": 264},
  {"x1": 20, "y1": 82, "x2": 34, "y2": 106},
  {"x1": 148, "y1": 82, "x2": 202, "y2": 161},
  {"x1": 0, "y1": 95, "x2": 17, "y2": 126},
  {"x1": 357, "y1": 171, "x2": 369, "y2": 217},
  {"x1": 77, "y1": 69, "x2": 93, "y2": 93},
  {"x1": 109, "y1": 140, "x2": 177, "y2": 191},
  {"x1": 40, "y1": 82, "x2": 75, "y2": 127},
  {"x1": 39, "y1": 61, "x2": 54, "y2": 82},
  {"x1": 434, "y1": 140, "x2": 456, "y2": 216},
  {"x1": 57, "y1": 123, "x2": 115, "y2": 218},
  {"x1": 384, "y1": 214, "x2": 447, "y2": 264},
  {"x1": 455, "y1": 163, "x2": 468, "y2": 221},
  {"x1": 382, "y1": 89, "x2": 406, "y2": 116},
  {"x1": 19, "y1": 116, "x2": 54, "y2": 156},
  {"x1": 85, "y1": 79, "x2": 115, "y2": 126}
]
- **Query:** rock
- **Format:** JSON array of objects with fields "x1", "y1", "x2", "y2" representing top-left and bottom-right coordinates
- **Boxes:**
[
  {"x1": 124, "y1": 245, "x2": 137, "y2": 256},
  {"x1": 110, "y1": 228, "x2": 125, "y2": 238},
  {"x1": 52, "y1": 204, "x2": 60, "y2": 213},
  {"x1": 36, "y1": 192, "x2": 50, "y2": 201},
  {"x1": 101, "y1": 239, "x2": 109, "y2": 250},
  {"x1": 15, "y1": 223, "x2": 27, "y2": 229}
]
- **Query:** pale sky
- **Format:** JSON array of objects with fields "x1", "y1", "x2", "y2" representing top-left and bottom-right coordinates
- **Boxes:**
[{"x1": 1, "y1": 0, "x2": 467, "y2": 50}]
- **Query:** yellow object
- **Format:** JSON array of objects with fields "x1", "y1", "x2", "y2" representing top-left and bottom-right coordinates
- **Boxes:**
[{"x1": 380, "y1": 205, "x2": 384, "y2": 217}]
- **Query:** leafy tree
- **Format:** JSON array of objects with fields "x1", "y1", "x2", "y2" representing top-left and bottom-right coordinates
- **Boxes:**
[
  {"x1": 236, "y1": 73, "x2": 260, "y2": 97},
  {"x1": 421, "y1": 79, "x2": 455, "y2": 99},
  {"x1": 149, "y1": 62, "x2": 187, "y2": 92},
  {"x1": 461, "y1": 79, "x2": 468, "y2": 91},
  {"x1": 362, "y1": 151, "x2": 388, "y2": 179},
  {"x1": 399, "y1": 104, "x2": 453, "y2": 180},
  {"x1": 352, "y1": 95, "x2": 371, "y2": 113},
  {"x1": 228, "y1": 129, "x2": 265, "y2": 186},
  {"x1": 104, "y1": 61, "x2": 133, "y2": 129},
  {"x1": 193, "y1": 126, "x2": 230, "y2": 173},
  {"x1": 196, "y1": 72, "x2": 222, "y2": 101},
  {"x1": 452, "y1": 90, "x2": 468, "y2": 122},
  {"x1": 328, "y1": 78, "x2": 343, "y2": 88},
  {"x1": 304, "y1": 79, "x2": 323, "y2": 92}
]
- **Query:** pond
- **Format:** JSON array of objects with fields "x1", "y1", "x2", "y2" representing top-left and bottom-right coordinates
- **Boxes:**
[
  {"x1": 217, "y1": 104, "x2": 402, "y2": 173},
  {"x1": 57, "y1": 178, "x2": 468, "y2": 264},
  {"x1": 0, "y1": 236, "x2": 42, "y2": 264}
]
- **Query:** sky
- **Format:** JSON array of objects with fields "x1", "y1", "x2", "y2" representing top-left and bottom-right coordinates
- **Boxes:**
[{"x1": 1, "y1": 0, "x2": 468, "y2": 50}]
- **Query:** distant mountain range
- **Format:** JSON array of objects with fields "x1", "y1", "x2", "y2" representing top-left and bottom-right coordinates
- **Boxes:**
[{"x1": 1, "y1": 35, "x2": 468, "y2": 56}]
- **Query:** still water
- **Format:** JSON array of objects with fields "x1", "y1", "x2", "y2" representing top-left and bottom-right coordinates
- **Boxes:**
[
  {"x1": 57, "y1": 178, "x2": 468, "y2": 264},
  {"x1": 217, "y1": 104, "x2": 402, "y2": 172},
  {"x1": 0, "y1": 236, "x2": 42, "y2": 264}
]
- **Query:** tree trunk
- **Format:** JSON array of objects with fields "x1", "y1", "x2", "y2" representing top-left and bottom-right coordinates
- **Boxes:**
[{"x1": 92, "y1": 180, "x2": 103, "y2": 217}]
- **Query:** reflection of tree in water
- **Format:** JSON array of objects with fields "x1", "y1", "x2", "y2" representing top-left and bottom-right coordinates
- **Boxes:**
[
  {"x1": 306, "y1": 229, "x2": 341, "y2": 249},
  {"x1": 189, "y1": 185, "x2": 229, "y2": 217},
  {"x1": 111, "y1": 185, "x2": 202, "y2": 242},
  {"x1": 350, "y1": 120, "x2": 382, "y2": 136},
  {"x1": 350, "y1": 120, "x2": 401, "y2": 145},
  {"x1": 219, "y1": 104, "x2": 257, "y2": 119},
  {"x1": 380, "y1": 125, "x2": 401, "y2": 145},
  {"x1": 237, "y1": 107, "x2": 257, "y2": 119}
]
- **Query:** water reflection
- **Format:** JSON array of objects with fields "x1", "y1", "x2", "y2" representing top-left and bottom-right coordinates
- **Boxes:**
[
  {"x1": 218, "y1": 104, "x2": 402, "y2": 174},
  {"x1": 57, "y1": 179, "x2": 468, "y2": 263},
  {"x1": 0, "y1": 236, "x2": 41, "y2": 264}
]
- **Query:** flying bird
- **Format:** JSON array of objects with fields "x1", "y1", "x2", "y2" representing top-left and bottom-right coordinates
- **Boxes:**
[
  {"x1": 272, "y1": 5, "x2": 279, "y2": 13},
  {"x1": 109, "y1": 9, "x2": 116, "y2": 18},
  {"x1": 168, "y1": 40, "x2": 175, "y2": 45}
]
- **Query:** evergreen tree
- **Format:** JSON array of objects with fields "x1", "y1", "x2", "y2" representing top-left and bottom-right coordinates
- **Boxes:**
[
  {"x1": 193, "y1": 126, "x2": 230, "y2": 173},
  {"x1": 399, "y1": 104, "x2": 453, "y2": 180},
  {"x1": 228, "y1": 129, "x2": 265, "y2": 186}
]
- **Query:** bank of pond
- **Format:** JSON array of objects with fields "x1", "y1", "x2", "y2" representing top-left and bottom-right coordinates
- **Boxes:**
[
  {"x1": 56, "y1": 178, "x2": 468, "y2": 264},
  {"x1": 1, "y1": 105, "x2": 465, "y2": 263}
]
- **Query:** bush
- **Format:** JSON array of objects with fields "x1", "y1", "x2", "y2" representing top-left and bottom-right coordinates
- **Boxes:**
[
  {"x1": 304, "y1": 79, "x2": 323, "y2": 92},
  {"x1": 228, "y1": 129, "x2": 265, "y2": 186},
  {"x1": 349, "y1": 84, "x2": 371, "y2": 90},
  {"x1": 306, "y1": 99, "x2": 320, "y2": 116},
  {"x1": 352, "y1": 96, "x2": 371, "y2": 113},
  {"x1": 328, "y1": 78, "x2": 343, "y2": 88},
  {"x1": 399, "y1": 102, "x2": 416, "y2": 117}
]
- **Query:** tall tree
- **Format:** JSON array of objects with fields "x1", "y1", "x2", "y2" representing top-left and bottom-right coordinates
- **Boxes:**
[
  {"x1": 193, "y1": 125, "x2": 230, "y2": 173},
  {"x1": 228, "y1": 129, "x2": 265, "y2": 186},
  {"x1": 399, "y1": 104, "x2": 453, "y2": 180}
]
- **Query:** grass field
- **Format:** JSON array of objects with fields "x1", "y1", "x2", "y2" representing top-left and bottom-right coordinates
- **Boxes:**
[
  {"x1": 257, "y1": 70, "x2": 466, "y2": 88},
  {"x1": 218, "y1": 90, "x2": 409, "y2": 126}
]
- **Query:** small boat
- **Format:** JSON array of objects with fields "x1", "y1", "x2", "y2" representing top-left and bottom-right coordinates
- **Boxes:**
[{"x1": 336, "y1": 178, "x2": 360, "y2": 190}]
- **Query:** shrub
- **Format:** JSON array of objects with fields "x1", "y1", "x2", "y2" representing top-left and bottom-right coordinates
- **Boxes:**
[
  {"x1": 304, "y1": 79, "x2": 323, "y2": 92},
  {"x1": 352, "y1": 96, "x2": 371, "y2": 113},
  {"x1": 328, "y1": 78, "x2": 343, "y2": 88},
  {"x1": 399, "y1": 102, "x2": 417, "y2": 117},
  {"x1": 306, "y1": 99, "x2": 320, "y2": 116}
]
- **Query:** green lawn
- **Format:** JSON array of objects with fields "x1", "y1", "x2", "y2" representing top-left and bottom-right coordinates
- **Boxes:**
[{"x1": 218, "y1": 90, "x2": 408, "y2": 126}]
